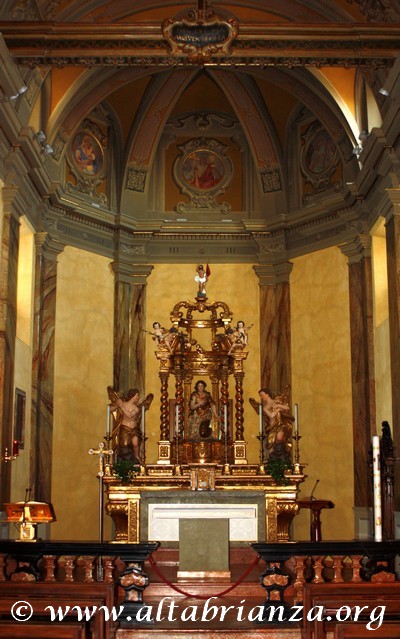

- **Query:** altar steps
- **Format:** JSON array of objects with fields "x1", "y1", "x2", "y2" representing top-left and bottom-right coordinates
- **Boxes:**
[
  {"x1": 144, "y1": 545, "x2": 267, "y2": 600},
  {"x1": 117, "y1": 546, "x2": 302, "y2": 637}
]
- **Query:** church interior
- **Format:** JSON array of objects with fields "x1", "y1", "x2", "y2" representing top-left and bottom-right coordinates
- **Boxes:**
[{"x1": 0, "y1": 0, "x2": 400, "y2": 636}]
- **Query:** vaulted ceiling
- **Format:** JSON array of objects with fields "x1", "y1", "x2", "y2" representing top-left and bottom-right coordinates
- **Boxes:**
[{"x1": 1, "y1": 0, "x2": 399, "y2": 263}]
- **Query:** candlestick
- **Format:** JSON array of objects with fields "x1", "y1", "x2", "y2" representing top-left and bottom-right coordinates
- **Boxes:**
[
  {"x1": 12, "y1": 440, "x2": 19, "y2": 456},
  {"x1": 141, "y1": 405, "x2": 145, "y2": 437},
  {"x1": 259, "y1": 403, "x2": 263, "y2": 435},
  {"x1": 175, "y1": 403, "x2": 179, "y2": 435},
  {"x1": 106, "y1": 404, "x2": 111, "y2": 436},
  {"x1": 294, "y1": 403, "x2": 298, "y2": 435},
  {"x1": 372, "y1": 435, "x2": 382, "y2": 542}
]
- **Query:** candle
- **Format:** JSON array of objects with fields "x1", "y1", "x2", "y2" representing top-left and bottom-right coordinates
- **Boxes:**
[
  {"x1": 12, "y1": 440, "x2": 19, "y2": 456},
  {"x1": 224, "y1": 404, "x2": 228, "y2": 437},
  {"x1": 175, "y1": 403, "x2": 179, "y2": 435},
  {"x1": 372, "y1": 435, "x2": 382, "y2": 542},
  {"x1": 259, "y1": 404, "x2": 263, "y2": 435},
  {"x1": 141, "y1": 405, "x2": 145, "y2": 438},
  {"x1": 106, "y1": 404, "x2": 111, "y2": 435},
  {"x1": 294, "y1": 403, "x2": 298, "y2": 435}
]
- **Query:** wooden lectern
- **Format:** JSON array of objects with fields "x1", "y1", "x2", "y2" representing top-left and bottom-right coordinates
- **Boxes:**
[
  {"x1": 297, "y1": 498, "x2": 334, "y2": 541},
  {"x1": 4, "y1": 501, "x2": 56, "y2": 541}
]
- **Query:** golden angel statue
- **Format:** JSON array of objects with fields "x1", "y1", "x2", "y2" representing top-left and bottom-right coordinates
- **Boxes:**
[
  {"x1": 107, "y1": 386, "x2": 154, "y2": 464},
  {"x1": 249, "y1": 386, "x2": 294, "y2": 462}
]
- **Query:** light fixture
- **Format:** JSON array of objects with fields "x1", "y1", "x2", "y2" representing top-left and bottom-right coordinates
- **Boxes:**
[
  {"x1": 43, "y1": 143, "x2": 54, "y2": 155},
  {"x1": 379, "y1": 88, "x2": 390, "y2": 97},
  {"x1": 352, "y1": 144, "x2": 363, "y2": 157},
  {"x1": 36, "y1": 130, "x2": 46, "y2": 143},
  {"x1": 358, "y1": 130, "x2": 369, "y2": 142},
  {"x1": 9, "y1": 85, "x2": 28, "y2": 101}
]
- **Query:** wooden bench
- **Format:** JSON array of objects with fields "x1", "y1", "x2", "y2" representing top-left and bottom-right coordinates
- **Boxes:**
[
  {"x1": 0, "y1": 621, "x2": 86, "y2": 638},
  {"x1": 0, "y1": 582, "x2": 117, "y2": 639},
  {"x1": 303, "y1": 582, "x2": 400, "y2": 639},
  {"x1": 334, "y1": 622, "x2": 400, "y2": 638}
]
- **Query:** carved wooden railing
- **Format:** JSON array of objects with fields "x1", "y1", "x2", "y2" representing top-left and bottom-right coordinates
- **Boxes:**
[
  {"x1": 0, "y1": 540, "x2": 158, "y2": 634},
  {"x1": 252, "y1": 541, "x2": 399, "y2": 618}
]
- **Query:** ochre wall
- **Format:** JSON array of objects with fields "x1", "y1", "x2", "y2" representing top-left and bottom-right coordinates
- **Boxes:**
[
  {"x1": 11, "y1": 220, "x2": 34, "y2": 512},
  {"x1": 49, "y1": 250, "x2": 355, "y2": 540},
  {"x1": 372, "y1": 234, "x2": 392, "y2": 430},
  {"x1": 291, "y1": 247, "x2": 354, "y2": 540},
  {"x1": 52, "y1": 247, "x2": 113, "y2": 540},
  {"x1": 145, "y1": 263, "x2": 261, "y2": 465}
]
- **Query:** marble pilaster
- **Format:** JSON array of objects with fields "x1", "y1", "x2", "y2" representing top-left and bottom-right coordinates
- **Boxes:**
[
  {"x1": 30, "y1": 234, "x2": 64, "y2": 502},
  {"x1": 111, "y1": 262, "x2": 153, "y2": 395},
  {"x1": 253, "y1": 262, "x2": 293, "y2": 395},
  {"x1": 385, "y1": 210, "x2": 400, "y2": 508},
  {"x1": 0, "y1": 194, "x2": 19, "y2": 503},
  {"x1": 341, "y1": 236, "x2": 376, "y2": 508}
]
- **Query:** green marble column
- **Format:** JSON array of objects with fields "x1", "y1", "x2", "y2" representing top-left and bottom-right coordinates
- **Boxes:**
[{"x1": 341, "y1": 236, "x2": 376, "y2": 509}]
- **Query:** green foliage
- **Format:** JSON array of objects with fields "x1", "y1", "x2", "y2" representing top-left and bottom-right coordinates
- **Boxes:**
[
  {"x1": 265, "y1": 458, "x2": 293, "y2": 485},
  {"x1": 113, "y1": 460, "x2": 139, "y2": 483}
]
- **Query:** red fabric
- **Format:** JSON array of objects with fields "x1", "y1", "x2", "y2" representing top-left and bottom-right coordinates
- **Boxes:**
[{"x1": 206, "y1": 263, "x2": 211, "y2": 278}]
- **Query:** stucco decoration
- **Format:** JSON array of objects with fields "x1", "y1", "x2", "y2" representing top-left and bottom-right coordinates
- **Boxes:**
[{"x1": 300, "y1": 122, "x2": 341, "y2": 203}]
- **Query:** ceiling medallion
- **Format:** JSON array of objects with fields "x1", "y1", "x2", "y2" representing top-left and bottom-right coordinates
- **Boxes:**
[
  {"x1": 173, "y1": 137, "x2": 233, "y2": 214},
  {"x1": 66, "y1": 119, "x2": 108, "y2": 205},
  {"x1": 162, "y1": 2, "x2": 239, "y2": 63}
]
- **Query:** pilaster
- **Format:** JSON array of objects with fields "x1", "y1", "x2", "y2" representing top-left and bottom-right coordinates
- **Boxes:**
[
  {"x1": 111, "y1": 260, "x2": 153, "y2": 395},
  {"x1": 340, "y1": 235, "x2": 375, "y2": 509},
  {"x1": 253, "y1": 262, "x2": 293, "y2": 395},
  {"x1": 30, "y1": 232, "x2": 64, "y2": 502}
]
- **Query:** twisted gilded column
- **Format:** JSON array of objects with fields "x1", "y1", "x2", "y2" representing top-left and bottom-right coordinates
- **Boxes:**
[
  {"x1": 253, "y1": 262, "x2": 293, "y2": 394},
  {"x1": 234, "y1": 371, "x2": 244, "y2": 441},
  {"x1": 340, "y1": 236, "x2": 376, "y2": 509},
  {"x1": 0, "y1": 190, "x2": 20, "y2": 503}
]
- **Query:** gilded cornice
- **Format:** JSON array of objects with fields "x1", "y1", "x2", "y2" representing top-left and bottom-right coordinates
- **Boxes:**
[{"x1": 1, "y1": 23, "x2": 399, "y2": 67}]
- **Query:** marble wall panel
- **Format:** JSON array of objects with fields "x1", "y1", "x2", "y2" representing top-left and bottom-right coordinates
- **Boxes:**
[
  {"x1": 31, "y1": 254, "x2": 57, "y2": 502},
  {"x1": 259, "y1": 282, "x2": 291, "y2": 396},
  {"x1": 114, "y1": 280, "x2": 146, "y2": 394},
  {"x1": 348, "y1": 257, "x2": 375, "y2": 508}
]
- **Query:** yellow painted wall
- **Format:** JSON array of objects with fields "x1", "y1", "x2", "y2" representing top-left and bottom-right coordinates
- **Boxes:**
[
  {"x1": 48, "y1": 250, "x2": 357, "y2": 540},
  {"x1": 52, "y1": 247, "x2": 113, "y2": 540},
  {"x1": 372, "y1": 234, "x2": 392, "y2": 430},
  {"x1": 291, "y1": 247, "x2": 354, "y2": 540},
  {"x1": 11, "y1": 218, "x2": 35, "y2": 513},
  {"x1": 145, "y1": 263, "x2": 261, "y2": 464}
]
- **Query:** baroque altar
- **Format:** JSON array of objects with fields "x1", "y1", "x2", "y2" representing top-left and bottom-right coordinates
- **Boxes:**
[{"x1": 104, "y1": 283, "x2": 305, "y2": 544}]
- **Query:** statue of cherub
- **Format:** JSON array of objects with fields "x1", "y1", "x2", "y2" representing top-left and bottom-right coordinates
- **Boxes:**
[
  {"x1": 228, "y1": 320, "x2": 253, "y2": 355},
  {"x1": 145, "y1": 321, "x2": 178, "y2": 352}
]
